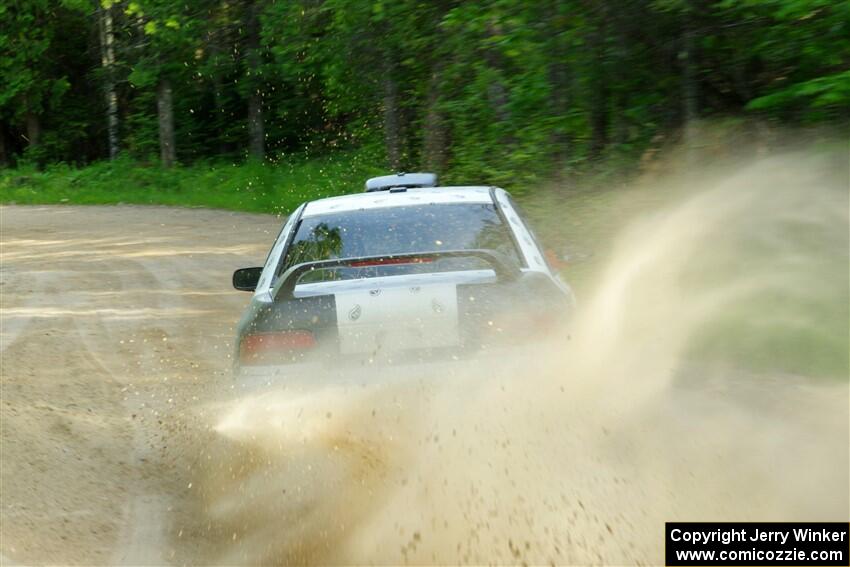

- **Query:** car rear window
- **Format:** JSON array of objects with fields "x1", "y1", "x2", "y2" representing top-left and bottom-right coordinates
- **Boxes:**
[{"x1": 278, "y1": 203, "x2": 523, "y2": 281}]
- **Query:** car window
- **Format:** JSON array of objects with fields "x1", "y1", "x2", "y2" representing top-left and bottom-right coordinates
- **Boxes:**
[
  {"x1": 278, "y1": 203, "x2": 523, "y2": 281},
  {"x1": 256, "y1": 204, "x2": 304, "y2": 291}
]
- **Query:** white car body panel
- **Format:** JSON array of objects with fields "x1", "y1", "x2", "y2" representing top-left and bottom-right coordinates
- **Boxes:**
[
  {"x1": 335, "y1": 282, "x2": 460, "y2": 354},
  {"x1": 301, "y1": 186, "x2": 492, "y2": 217},
  {"x1": 492, "y1": 188, "x2": 545, "y2": 270}
]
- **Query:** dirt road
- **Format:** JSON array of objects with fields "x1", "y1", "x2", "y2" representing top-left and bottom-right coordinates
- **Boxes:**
[
  {"x1": 1, "y1": 183, "x2": 847, "y2": 565},
  {"x1": 0, "y1": 205, "x2": 281, "y2": 565}
]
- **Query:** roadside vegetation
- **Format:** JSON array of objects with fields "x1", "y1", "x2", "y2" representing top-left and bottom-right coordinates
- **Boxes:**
[
  {"x1": 1, "y1": 0, "x2": 847, "y2": 192},
  {"x1": 0, "y1": 150, "x2": 384, "y2": 215}
]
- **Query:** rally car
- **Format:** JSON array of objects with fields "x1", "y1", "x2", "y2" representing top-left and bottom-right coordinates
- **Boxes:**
[{"x1": 232, "y1": 173, "x2": 574, "y2": 372}]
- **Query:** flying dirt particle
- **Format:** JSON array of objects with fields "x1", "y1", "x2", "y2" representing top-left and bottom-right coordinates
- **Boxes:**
[{"x1": 200, "y1": 150, "x2": 847, "y2": 566}]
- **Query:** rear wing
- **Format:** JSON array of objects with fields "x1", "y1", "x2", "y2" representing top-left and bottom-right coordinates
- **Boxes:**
[
  {"x1": 272, "y1": 249, "x2": 519, "y2": 300},
  {"x1": 365, "y1": 172, "x2": 437, "y2": 192}
]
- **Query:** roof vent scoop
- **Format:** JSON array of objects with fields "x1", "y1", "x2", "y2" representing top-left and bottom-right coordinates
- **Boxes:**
[{"x1": 365, "y1": 172, "x2": 437, "y2": 192}]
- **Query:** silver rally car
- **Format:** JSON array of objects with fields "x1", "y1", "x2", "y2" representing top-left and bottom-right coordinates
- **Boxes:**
[{"x1": 232, "y1": 173, "x2": 574, "y2": 372}]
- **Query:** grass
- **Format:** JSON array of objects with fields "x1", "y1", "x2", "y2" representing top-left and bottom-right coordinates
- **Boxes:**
[{"x1": 0, "y1": 150, "x2": 386, "y2": 216}]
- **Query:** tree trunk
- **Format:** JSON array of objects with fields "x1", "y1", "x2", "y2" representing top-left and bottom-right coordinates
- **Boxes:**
[
  {"x1": 213, "y1": 80, "x2": 228, "y2": 155},
  {"x1": 98, "y1": 2, "x2": 119, "y2": 159},
  {"x1": 422, "y1": 67, "x2": 447, "y2": 173},
  {"x1": 383, "y1": 74, "x2": 401, "y2": 170},
  {"x1": 246, "y1": 0, "x2": 265, "y2": 160},
  {"x1": 589, "y1": 86, "x2": 609, "y2": 159},
  {"x1": 483, "y1": 22, "x2": 512, "y2": 131},
  {"x1": 681, "y1": 3, "x2": 699, "y2": 165},
  {"x1": 157, "y1": 79, "x2": 176, "y2": 167},
  {"x1": 588, "y1": 17, "x2": 609, "y2": 160},
  {"x1": 0, "y1": 126, "x2": 8, "y2": 168},
  {"x1": 26, "y1": 110, "x2": 41, "y2": 149},
  {"x1": 248, "y1": 94, "x2": 264, "y2": 160},
  {"x1": 547, "y1": 0, "x2": 571, "y2": 168},
  {"x1": 612, "y1": 12, "x2": 630, "y2": 146},
  {"x1": 209, "y1": 36, "x2": 229, "y2": 156}
]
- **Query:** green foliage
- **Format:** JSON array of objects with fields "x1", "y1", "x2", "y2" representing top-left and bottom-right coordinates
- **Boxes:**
[
  {"x1": 719, "y1": 0, "x2": 850, "y2": 119},
  {"x1": 1, "y1": 0, "x2": 847, "y2": 175},
  {"x1": 748, "y1": 70, "x2": 850, "y2": 112},
  {"x1": 0, "y1": 0, "x2": 93, "y2": 162},
  {"x1": 0, "y1": 149, "x2": 384, "y2": 215}
]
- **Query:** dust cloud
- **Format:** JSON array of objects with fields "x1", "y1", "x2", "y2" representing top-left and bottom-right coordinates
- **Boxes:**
[{"x1": 201, "y1": 149, "x2": 848, "y2": 565}]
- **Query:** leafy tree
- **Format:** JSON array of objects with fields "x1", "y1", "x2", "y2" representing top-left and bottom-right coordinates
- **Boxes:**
[
  {"x1": 2, "y1": 0, "x2": 847, "y2": 177},
  {"x1": 0, "y1": 0, "x2": 89, "y2": 164}
]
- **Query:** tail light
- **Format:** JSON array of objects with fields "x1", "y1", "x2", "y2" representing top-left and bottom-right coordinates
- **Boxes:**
[
  {"x1": 239, "y1": 330, "x2": 316, "y2": 365},
  {"x1": 348, "y1": 256, "x2": 434, "y2": 267}
]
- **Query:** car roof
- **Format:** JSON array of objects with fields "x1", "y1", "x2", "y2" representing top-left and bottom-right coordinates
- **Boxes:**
[{"x1": 301, "y1": 186, "x2": 495, "y2": 218}]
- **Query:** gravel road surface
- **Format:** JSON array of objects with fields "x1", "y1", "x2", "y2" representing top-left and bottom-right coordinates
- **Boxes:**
[{"x1": 1, "y1": 205, "x2": 281, "y2": 565}]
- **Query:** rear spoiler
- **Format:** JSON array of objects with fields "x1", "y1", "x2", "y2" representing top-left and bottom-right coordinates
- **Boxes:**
[
  {"x1": 272, "y1": 249, "x2": 520, "y2": 300},
  {"x1": 365, "y1": 172, "x2": 437, "y2": 192}
]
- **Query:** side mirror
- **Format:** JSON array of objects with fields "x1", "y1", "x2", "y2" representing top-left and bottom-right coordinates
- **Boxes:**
[{"x1": 233, "y1": 267, "x2": 263, "y2": 291}]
